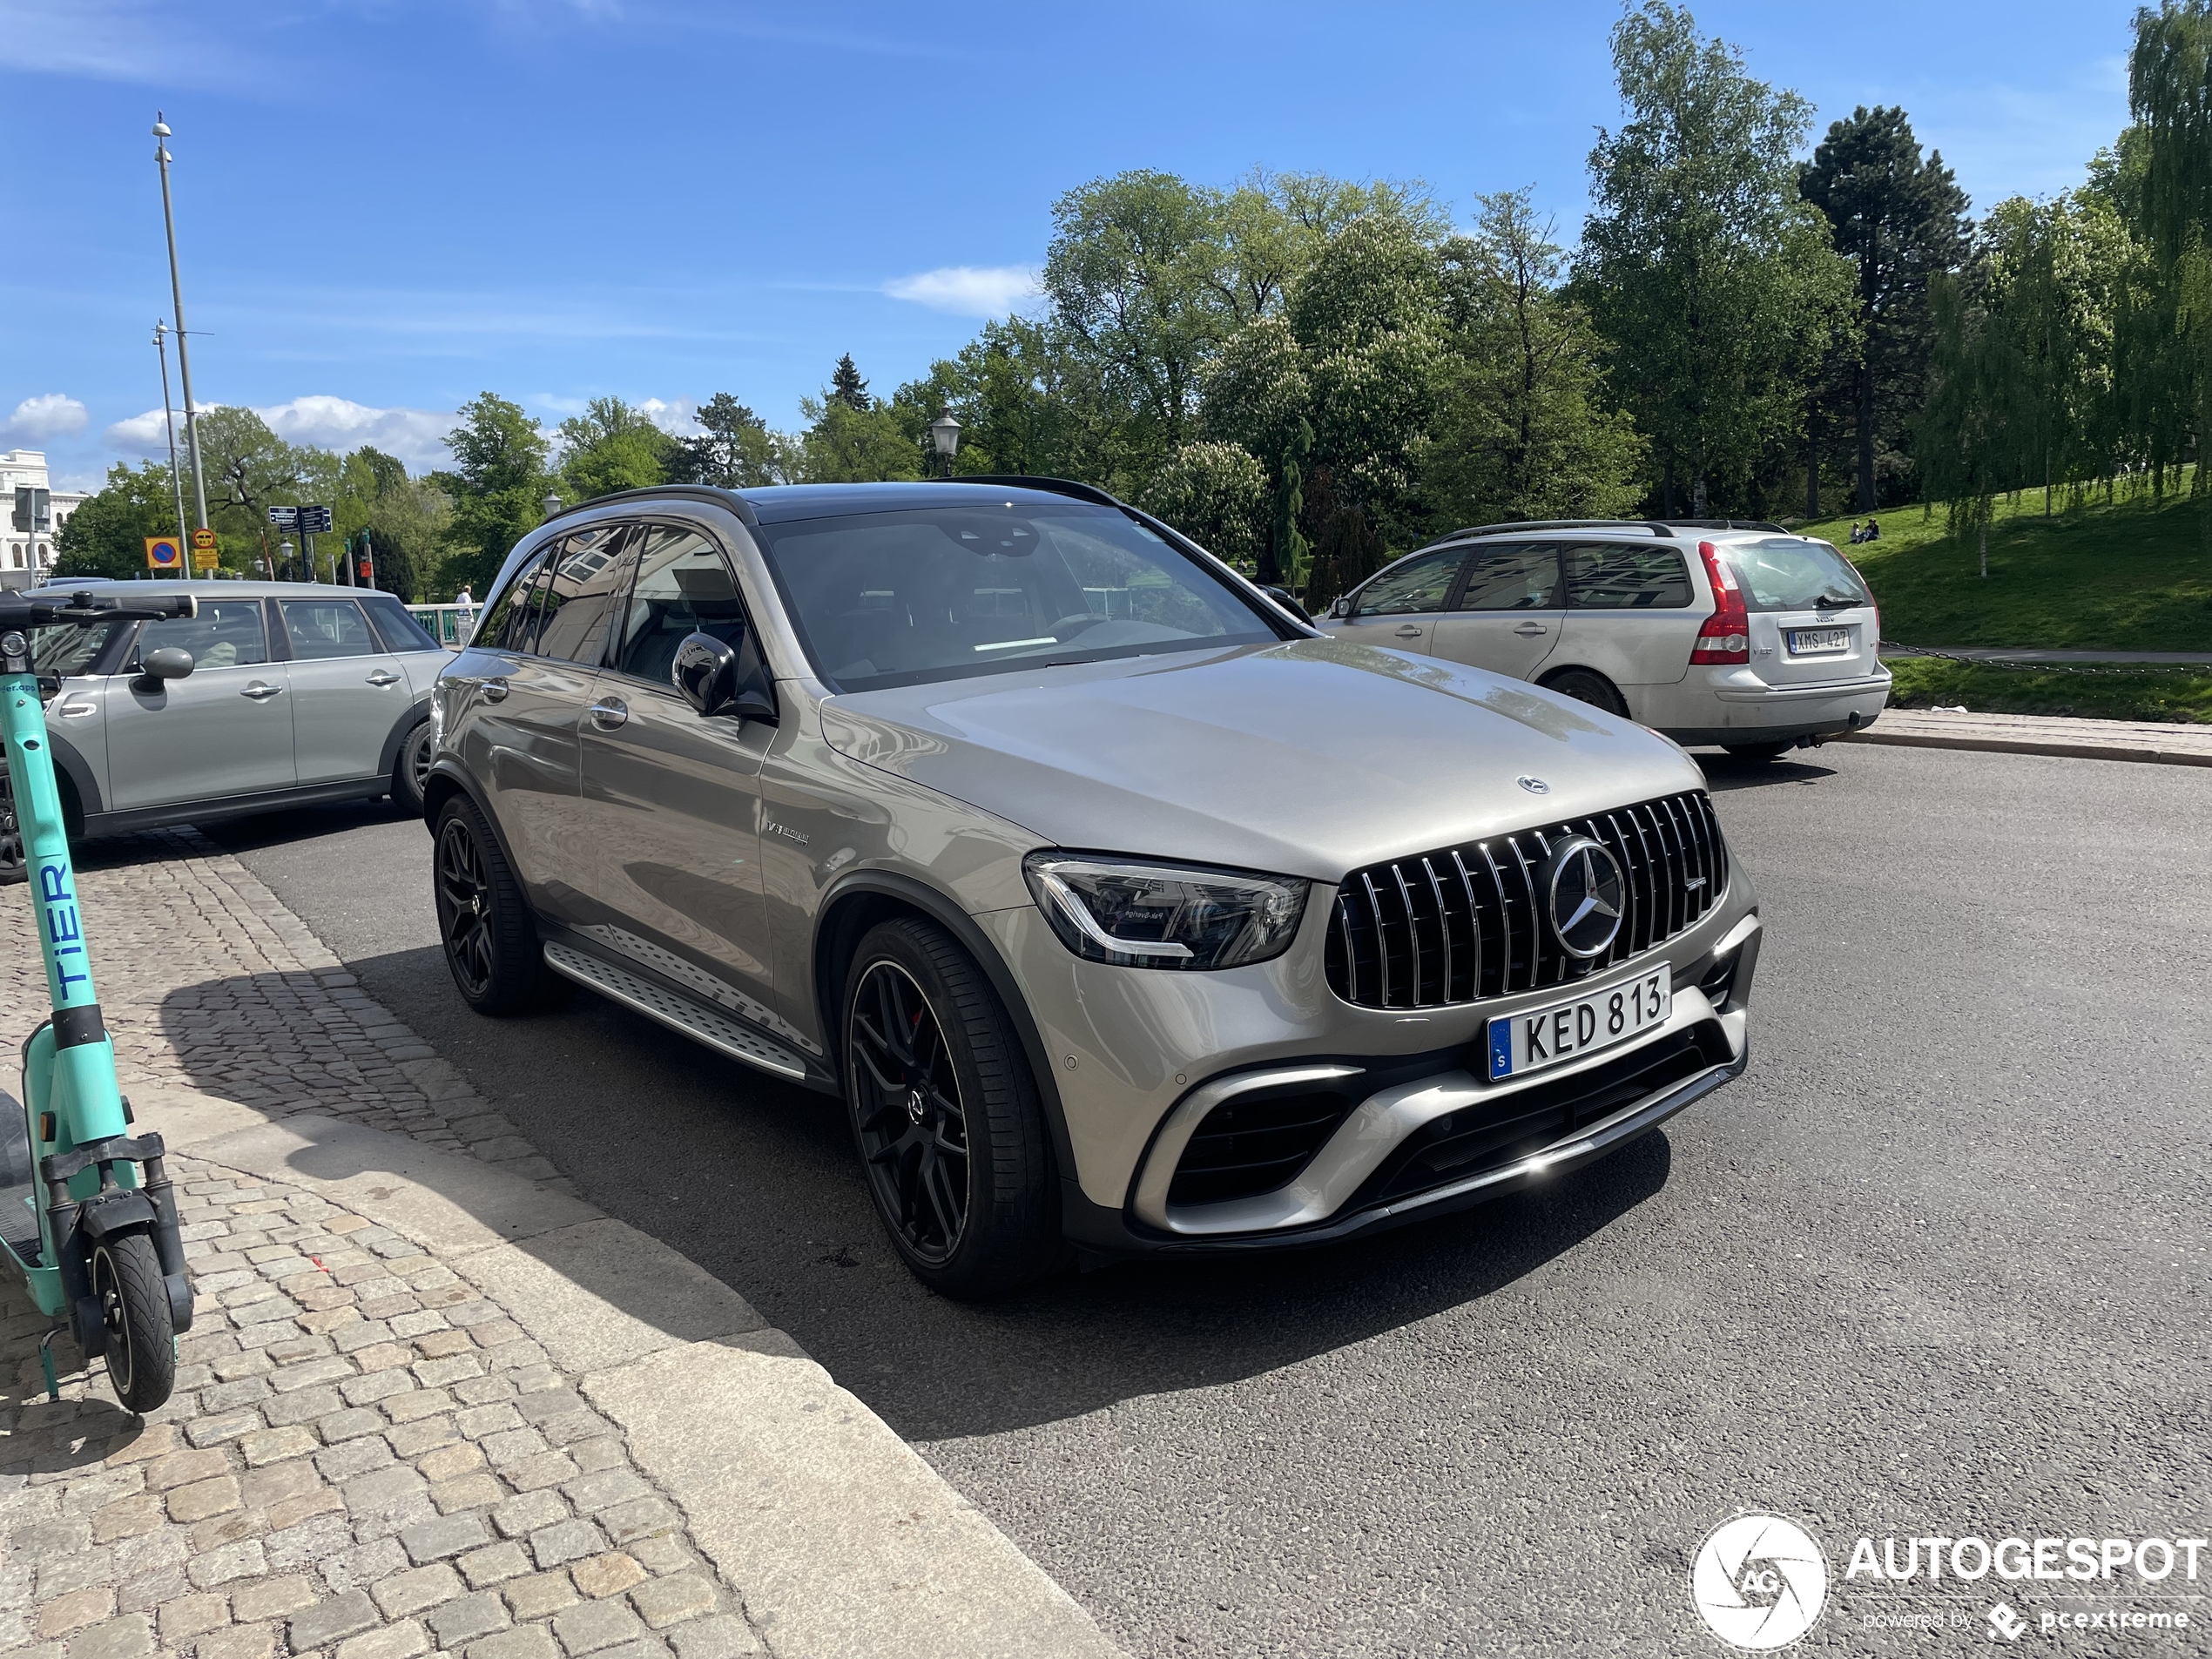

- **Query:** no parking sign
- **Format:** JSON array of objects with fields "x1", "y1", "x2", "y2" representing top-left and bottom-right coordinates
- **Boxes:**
[{"x1": 145, "y1": 536, "x2": 184, "y2": 572}]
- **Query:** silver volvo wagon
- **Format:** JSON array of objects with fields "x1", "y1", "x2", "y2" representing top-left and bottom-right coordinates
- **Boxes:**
[{"x1": 424, "y1": 481, "x2": 1761, "y2": 1295}]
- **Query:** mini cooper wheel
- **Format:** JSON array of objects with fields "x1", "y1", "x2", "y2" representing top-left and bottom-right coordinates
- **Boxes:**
[
  {"x1": 392, "y1": 718, "x2": 435, "y2": 817},
  {"x1": 842, "y1": 919, "x2": 1057, "y2": 1298},
  {"x1": 92, "y1": 1231, "x2": 175, "y2": 1413},
  {"x1": 433, "y1": 797, "x2": 558, "y2": 1014}
]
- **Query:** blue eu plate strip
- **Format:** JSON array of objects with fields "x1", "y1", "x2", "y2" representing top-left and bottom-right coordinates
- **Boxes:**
[{"x1": 1487, "y1": 1018, "x2": 1513, "y2": 1082}]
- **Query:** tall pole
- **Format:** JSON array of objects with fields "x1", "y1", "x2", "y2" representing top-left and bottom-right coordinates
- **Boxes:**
[
  {"x1": 153, "y1": 321, "x2": 188, "y2": 549},
  {"x1": 152, "y1": 112, "x2": 210, "y2": 573}
]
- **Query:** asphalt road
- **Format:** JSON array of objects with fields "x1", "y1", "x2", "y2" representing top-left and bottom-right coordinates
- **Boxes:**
[{"x1": 205, "y1": 744, "x2": 2211, "y2": 1657}]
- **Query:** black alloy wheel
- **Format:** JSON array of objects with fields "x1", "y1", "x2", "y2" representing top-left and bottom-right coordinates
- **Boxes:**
[
  {"x1": 432, "y1": 798, "x2": 557, "y2": 1014},
  {"x1": 1543, "y1": 667, "x2": 1630, "y2": 718},
  {"x1": 93, "y1": 1232, "x2": 175, "y2": 1413},
  {"x1": 849, "y1": 959, "x2": 971, "y2": 1266},
  {"x1": 840, "y1": 917, "x2": 1059, "y2": 1297}
]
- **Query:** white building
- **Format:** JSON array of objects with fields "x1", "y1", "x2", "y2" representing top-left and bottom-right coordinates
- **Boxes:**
[{"x1": 1, "y1": 449, "x2": 90, "y2": 588}]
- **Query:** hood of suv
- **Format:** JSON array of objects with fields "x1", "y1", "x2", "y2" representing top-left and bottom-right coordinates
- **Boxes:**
[{"x1": 817, "y1": 639, "x2": 1706, "y2": 878}]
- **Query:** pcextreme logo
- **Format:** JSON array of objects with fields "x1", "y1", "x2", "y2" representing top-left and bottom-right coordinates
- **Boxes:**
[{"x1": 1690, "y1": 1513, "x2": 1831, "y2": 1650}]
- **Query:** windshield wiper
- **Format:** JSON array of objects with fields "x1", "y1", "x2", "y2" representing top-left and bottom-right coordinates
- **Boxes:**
[{"x1": 1812, "y1": 592, "x2": 1864, "y2": 609}]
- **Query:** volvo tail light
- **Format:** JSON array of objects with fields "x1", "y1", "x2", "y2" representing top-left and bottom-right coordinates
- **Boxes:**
[{"x1": 1690, "y1": 541, "x2": 1750, "y2": 664}]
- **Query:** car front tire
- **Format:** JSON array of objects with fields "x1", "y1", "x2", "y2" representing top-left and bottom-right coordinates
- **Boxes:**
[
  {"x1": 841, "y1": 917, "x2": 1059, "y2": 1298},
  {"x1": 392, "y1": 718, "x2": 435, "y2": 817},
  {"x1": 432, "y1": 796, "x2": 560, "y2": 1015}
]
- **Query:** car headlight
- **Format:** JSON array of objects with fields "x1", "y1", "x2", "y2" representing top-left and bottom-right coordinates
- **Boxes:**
[{"x1": 1022, "y1": 853, "x2": 1310, "y2": 971}]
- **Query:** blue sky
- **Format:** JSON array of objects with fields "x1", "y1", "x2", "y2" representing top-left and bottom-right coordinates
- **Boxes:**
[{"x1": 0, "y1": 0, "x2": 2135, "y2": 490}]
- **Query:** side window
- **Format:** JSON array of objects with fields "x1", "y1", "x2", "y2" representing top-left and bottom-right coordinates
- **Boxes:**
[
  {"x1": 279, "y1": 600, "x2": 379, "y2": 660},
  {"x1": 138, "y1": 600, "x2": 271, "y2": 670},
  {"x1": 1458, "y1": 545, "x2": 1562, "y2": 611},
  {"x1": 1564, "y1": 543, "x2": 1691, "y2": 610},
  {"x1": 1355, "y1": 550, "x2": 1466, "y2": 616},
  {"x1": 362, "y1": 595, "x2": 442, "y2": 653},
  {"x1": 534, "y1": 525, "x2": 638, "y2": 666},
  {"x1": 610, "y1": 524, "x2": 749, "y2": 687},
  {"x1": 475, "y1": 545, "x2": 556, "y2": 652}
]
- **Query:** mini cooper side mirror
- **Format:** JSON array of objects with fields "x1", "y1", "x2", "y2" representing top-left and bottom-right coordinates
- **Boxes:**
[
  {"x1": 672, "y1": 631, "x2": 778, "y2": 725},
  {"x1": 137, "y1": 645, "x2": 196, "y2": 686}
]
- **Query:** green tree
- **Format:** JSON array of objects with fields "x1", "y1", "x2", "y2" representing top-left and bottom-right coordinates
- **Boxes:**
[
  {"x1": 797, "y1": 396, "x2": 921, "y2": 483},
  {"x1": 828, "y1": 354, "x2": 873, "y2": 412},
  {"x1": 1578, "y1": 0, "x2": 1857, "y2": 515},
  {"x1": 1139, "y1": 441, "x2": 1270, "y2": 572},
  {"x1": 1426, "y1": 190, "x2": 1647, "y2": 528},
  {"x1": 556, "y1": 397, "x2": 675, "y2": 504},
  {"x1": 197, "y1": 406, "x2": 334, "y2": 575},
  {"x1": 335, "y1": 447, "x2": 447, "y2": 601},
  {"x1": 2128, "y1": 0, "x2": 2212, "y2": 534},
  {"x1": 669, "y1": 394, "x2": 789, "y2": 487},
  {"x1": 435, "y1": 393, "x2": 552, "y2": 598},
  {"x1": 1917, "y1": 268, "x2": 2027, "y2": 577},
  {"x1": 52, "y1": 462, "x2": 177, "y2": 580},
  {"x1": 1799, "y1": 105, "x2": 1972, "y2": 510}
]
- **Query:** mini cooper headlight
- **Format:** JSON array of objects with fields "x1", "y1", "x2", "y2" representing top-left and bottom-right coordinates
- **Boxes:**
[{"x1": 1022, "y1": 853, "x2": 1310, "y2": 971}]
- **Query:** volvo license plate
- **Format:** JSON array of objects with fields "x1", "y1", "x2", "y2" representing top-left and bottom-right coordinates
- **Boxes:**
[
  {"x1": 1487, "y1": 968, "x2": 1670, "y2": 1081},
  {"x1": 1786, "y1": 626, "x2": 1851, "y2": 655}
]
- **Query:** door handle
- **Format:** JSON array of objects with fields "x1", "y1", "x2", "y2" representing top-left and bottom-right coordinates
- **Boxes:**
[
  {"x1": 239, "y1": 682, "x2": 283, "y2": 700},
  {"x1": 1393, "y1": 624, "x2": 1424, "y2": 637},
  {"x1": 481, "y1": 678, "x2": 509, "y2": 704},
  {"x1": 588, "y1": 697, "x2": 629, "y2": 730},
  {"x1": 365, "y1": 671, "x2": 401, "y2": 687},
  {"x1": 1513, "y1": 622, "x2": 1548, "y2": 636}
]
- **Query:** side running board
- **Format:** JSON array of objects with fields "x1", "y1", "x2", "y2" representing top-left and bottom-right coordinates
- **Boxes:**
[{"x1": 542, "y1": 942, "x2": 810, "y2": 1082}]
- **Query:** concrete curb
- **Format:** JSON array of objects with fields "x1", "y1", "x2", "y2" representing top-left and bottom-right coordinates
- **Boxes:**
[
  {"x1": 140, "y1": 1085, "x2": 1126, "y2": 1659},
  {"x1": 1836, "y1": 714, "x2": 2212, "y2": 768}
]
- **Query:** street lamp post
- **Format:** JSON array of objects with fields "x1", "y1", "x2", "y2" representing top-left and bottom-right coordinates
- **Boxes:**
[
  {"x1": 278, "y1": 538, "x2": 295, "y2": 582},
  {"x1": 152, "y1": 113, "x2": 210, "y2": 575},
  {"x1": 543, "y1": 491, "x2": 563, "y2": 521},
  {"x1": 152, "y1": 321, "x2": 189, "y2": 549},
  {"x1": 929, "y1": 411, "x2": 962, "y2": 478}
]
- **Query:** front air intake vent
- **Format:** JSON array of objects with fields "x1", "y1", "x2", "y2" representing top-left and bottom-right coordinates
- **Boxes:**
[{"x1": 1324, "y1": 790, "x2": 1726, "y2": 1010}]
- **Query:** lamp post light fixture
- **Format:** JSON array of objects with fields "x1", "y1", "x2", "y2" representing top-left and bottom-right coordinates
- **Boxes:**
[
  {"x1": 278, "y1": 538, "x2": 295, "y2": 581},
  {"x1": 928, "y1": 411, "x2": 962, "y2": 477},
  {"x1": 543, "y1": 491, "x2": 563, "y2": 521}
]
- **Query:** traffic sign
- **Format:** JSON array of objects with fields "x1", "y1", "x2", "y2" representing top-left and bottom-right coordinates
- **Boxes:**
[
  {"x1": 267, "y1": 505, "x2": 298, "y2": 530},
  {"x1": 190, "y1": 527, "x2": 220, "y2": 570},
  {"x1": 145, "y1": 536, "x2": 184, "y2": 571},
  {"x1": 299, "y1": 504, "x2": 333, "y2": 534}
]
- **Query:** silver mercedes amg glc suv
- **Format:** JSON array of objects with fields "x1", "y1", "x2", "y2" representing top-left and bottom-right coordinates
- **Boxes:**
[{"x1": 423, "y1": 479, "x2": 1760, "y2": 1295}]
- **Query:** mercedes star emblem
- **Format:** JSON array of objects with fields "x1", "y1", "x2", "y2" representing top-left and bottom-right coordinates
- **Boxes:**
[{"x1": 1546, "y1": 836, "x2": 1626, "y2": 958}]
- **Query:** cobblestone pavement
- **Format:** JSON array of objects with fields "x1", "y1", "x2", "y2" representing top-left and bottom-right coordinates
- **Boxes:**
[
  {"x1": 0, "y1": 829, "x2": 565, "y2": 1189},
  {"x1": 1, "y1": 830, "x2": 768, "y2": 1658}
]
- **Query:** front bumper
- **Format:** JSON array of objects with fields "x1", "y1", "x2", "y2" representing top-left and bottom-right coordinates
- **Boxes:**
[{"x1": 975, "y1": 879, "x2": 1761, "y2": 1256}]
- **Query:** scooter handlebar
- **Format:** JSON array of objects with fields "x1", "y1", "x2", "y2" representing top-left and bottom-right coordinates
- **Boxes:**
[{"x1": 7, "y1": 590, "x2": 199, "y2": 627}]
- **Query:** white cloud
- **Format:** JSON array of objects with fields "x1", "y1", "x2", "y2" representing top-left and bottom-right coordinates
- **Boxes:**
[
  {"x1": 256, "y1": 396, "x2": 454, "y2": 469},
  {"x1": 637, "y1": 397, "x2": 699, "y2": 435},
  {"x1": 0, "y1": 0, "x2": 256, "y2": 88},
  {"x1": 105, "y1": 395, "x2": 455, "y2": 470},
  {"x1": 883, "y1": 264, "x2": 1042, "y2": 318},
  {"x1": 5, "y1": 393, "x2": 89, "y2": 442}
]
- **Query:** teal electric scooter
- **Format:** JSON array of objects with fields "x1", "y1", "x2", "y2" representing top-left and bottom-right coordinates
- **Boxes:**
[{"x1": 1, "y1": 587, "x2": 199, "y2": 1411}]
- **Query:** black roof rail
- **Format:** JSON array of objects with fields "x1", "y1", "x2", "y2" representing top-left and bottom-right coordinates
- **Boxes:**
[
  {"x1": 543, "y1": 484, "x2": 759, "y2": 527},
  {"x1": 1419, "y1": 518, "x2": 1672, "y2": 550},
  {"x1": 927, "y1": 473, "x2": 1130, "y2": 509},
  {"x1": 1657, "y1": 518, "x2": 1790, "y2": 534}
]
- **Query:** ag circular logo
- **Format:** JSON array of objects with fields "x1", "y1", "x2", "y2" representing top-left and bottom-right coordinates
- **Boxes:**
[
  {"x1": 1544, "y1": 836, "x2": 1625, "y2": 959},
  {"x1": 1689, "y1": 1513, "x2": 1829, "y2": 1649}
]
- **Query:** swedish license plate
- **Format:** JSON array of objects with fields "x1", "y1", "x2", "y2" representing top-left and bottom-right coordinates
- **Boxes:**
[
  {"x1": 1487, "y1": 968, "x2": 1670, "y2": 1081},
  {"x1": 1787, "y1": 626, "x2": 1851, "y2": 655}
]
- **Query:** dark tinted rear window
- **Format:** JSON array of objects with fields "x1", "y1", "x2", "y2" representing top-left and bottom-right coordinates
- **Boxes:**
[
  {"x1": 1565, "y1": 543, "x2": 1691, "y2": 609},
  {"x1": 364, "y1": 596, "x2": 442, "y2": 653},
  {"x1": 1728, "y1": 538, "x2": 1871, "y2": 612}
]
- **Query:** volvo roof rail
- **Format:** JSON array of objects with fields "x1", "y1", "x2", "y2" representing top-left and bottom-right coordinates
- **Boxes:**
[{"x1": 1425, "y1": 519, "x2": 1672, "y2": 545}]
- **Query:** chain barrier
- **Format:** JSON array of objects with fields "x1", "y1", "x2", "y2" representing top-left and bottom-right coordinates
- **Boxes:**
[{"x1": 1882, "y1": 646, "x2": 2210, "y2": 679}]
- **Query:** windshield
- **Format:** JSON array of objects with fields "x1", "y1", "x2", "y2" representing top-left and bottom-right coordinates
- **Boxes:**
[
  {"x1": 30, "y1": 622, "x2": 125, "y2": 677},
  {"x1": 753, "y1": 503, "x2": 1284, "y2": 691},
  {"x1": 1727, "y1": 538, "x2": 1871, "y2": 612}
]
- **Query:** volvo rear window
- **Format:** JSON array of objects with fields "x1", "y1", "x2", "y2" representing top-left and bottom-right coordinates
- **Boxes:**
[
  {"x1": 1728, "y1": 539, "x2": 1871, "y2": 613},
  {"x1": 753, "y1": 503, "x2": 1285, "y2": 692}
]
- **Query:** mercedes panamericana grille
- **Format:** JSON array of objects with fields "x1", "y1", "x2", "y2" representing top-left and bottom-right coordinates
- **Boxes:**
[{"x1": 424, "y1": 481, "x2": 1760, "y2": 1294}]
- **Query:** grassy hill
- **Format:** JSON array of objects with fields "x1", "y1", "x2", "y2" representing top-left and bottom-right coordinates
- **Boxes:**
[{"x1": 1797, "y1": 473, "x2": 2211, "y2": 652}]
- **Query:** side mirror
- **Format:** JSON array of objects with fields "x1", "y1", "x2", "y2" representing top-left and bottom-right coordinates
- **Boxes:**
[
  {"x1": 137, "y1": 646, "x2": 195, "y2": 688},
  {"x1": 671, "y1": 631, "x2": 778, "y2": 725},
  {"x1": 1327, "y1": 595, "x2": 1350, "y2": 619}
]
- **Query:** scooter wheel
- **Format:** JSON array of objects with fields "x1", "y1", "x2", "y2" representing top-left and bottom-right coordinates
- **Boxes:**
[{"x1": 92, "y1": 1233, "x2": 175, "y2": 1413}]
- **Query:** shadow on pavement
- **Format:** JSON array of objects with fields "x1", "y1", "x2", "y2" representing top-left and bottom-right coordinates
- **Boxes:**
[
  {"x1": 1694, "y1": 751, "x2": 1840, "y2": 792},
  {"x1": 158, "y1": 948, "x2": 1673, "y2": 1443}
]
